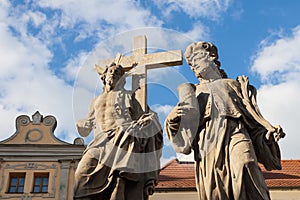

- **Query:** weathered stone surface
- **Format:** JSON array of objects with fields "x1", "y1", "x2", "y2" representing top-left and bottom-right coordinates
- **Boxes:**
[
  {"x1": 95, "y1": 35, "x2": 182, "y2": 111},
  {"x1": 165, "y1": 41, "x2": 285, "y2": 200},
  {"x1": 74, "y1": 53, "x2": 164, "y2": 199}
]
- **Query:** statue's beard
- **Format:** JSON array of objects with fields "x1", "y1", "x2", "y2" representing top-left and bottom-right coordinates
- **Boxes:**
[
  {"x1": 105, "y1": 76, "x2": 125, "y2": 91},
  {"x1": 105, "y1": 79, "x2": 116, "y2": 91}
]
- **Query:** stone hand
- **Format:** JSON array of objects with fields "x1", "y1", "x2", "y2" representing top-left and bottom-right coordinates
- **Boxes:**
[
  {"x1": 84, "y1": 117, "x2": 96, "y2": 129},
  {"x1": 167, "y1": 102, "x2": 189, "y2": 122},
  {"x1": 265, "y1": 125, "x2": 285, "y2": 142},
  {"x1": 137, "y1": 113, "x2": 154, "y2": 128}
]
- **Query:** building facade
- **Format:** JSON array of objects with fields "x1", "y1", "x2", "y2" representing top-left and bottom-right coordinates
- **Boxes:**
[
  {"x1": 0, "y1": 112, "x2": 85, "y2": 200},
  {"x1": 1, "y1": 112, "x2": 299, "y2": 200},
  {"x1": 150, "y1": 159, "x2": 300, "y2": 200}
]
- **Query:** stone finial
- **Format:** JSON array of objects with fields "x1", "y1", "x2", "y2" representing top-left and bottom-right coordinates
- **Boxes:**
[
  {"x1": 73, "y1": 137, "x2": 84, "y2": 145},
  {"x1": 32, "y1": 111, "x2": 43, "y2": 124}
]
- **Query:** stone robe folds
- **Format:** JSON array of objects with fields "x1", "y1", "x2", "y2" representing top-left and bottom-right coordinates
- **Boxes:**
[
  {"x1": 165, "y1": 76, "x2": 282, "y2": 200},
  {"x1": 74, "y1": 90, "x2": 163, "y2": 199}
]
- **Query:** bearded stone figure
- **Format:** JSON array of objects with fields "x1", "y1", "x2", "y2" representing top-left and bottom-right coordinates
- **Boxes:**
[
  {"x1": 165, "y1": 42, "x2": 285, "y2": 200},
  {"x1": 74, "y1": 63, "x2": 163, "y2": 200}
]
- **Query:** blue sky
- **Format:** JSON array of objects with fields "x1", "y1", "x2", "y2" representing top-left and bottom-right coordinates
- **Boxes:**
[{"x1": 1, "y1": 0, "x2": 300, "y2": 163}]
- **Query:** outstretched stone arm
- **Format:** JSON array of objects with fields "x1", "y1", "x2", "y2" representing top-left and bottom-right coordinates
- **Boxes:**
[{"x1": 76, "y1": 98, "x2": 96, "y2": 137}]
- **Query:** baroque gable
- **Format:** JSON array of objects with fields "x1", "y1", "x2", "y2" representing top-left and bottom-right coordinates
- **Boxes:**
[{"x1": 0, "y1": 111, "x2": 69, "y2": 145}]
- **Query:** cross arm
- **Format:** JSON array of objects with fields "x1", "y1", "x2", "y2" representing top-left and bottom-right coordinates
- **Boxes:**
[
  {"x1": 142, "y1": 50, "x2": 182, "y2": 69},
  {"x1": 95, "y1": 49, "x2": 182, "y2": 73}
]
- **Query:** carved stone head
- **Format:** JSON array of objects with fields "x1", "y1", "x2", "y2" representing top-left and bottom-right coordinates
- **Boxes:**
[
  {"x1": 101, "y1": 62, "x2": 125, "y2": 91},
  {"x1": 184, "y1": 42, "x2": 227, "y2": 80}
]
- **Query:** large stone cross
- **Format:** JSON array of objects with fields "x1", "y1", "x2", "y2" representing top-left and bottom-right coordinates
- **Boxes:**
[{"x1": 96, "y1": 35, "x2": 183, "y2": 112}]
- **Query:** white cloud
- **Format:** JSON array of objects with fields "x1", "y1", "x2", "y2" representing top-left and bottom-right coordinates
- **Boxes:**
[
  {"x1": 153, "y1": 0, "x2": 232, "y2": 19},
  {"x1": 257, "y1": 80, "x2": 300, "y2": 159},
  {"x1": 184, "y1": 22, "x2": 210, "y2": 41},
  {"x1": 250, "y1": 25, "x2": 300, "y2": 159},
  {"x1": 152, "y1": 104, "x2": 174, "y2": 118},
  {"x1": 26, "y1": 11, "x2": 47, "y2": 28},
  {"x1": 0, "y1": 0, "x2": 216, "y2": 161},
  {"x1": 0, "y1": 0, "x2": 166, "y2": 143},
  {"x1": 0, "y1": 1, "x2": 76, "y2": 142},
  {"x1": 62, "y1": 52, "x2": 90, "y2": 82},
  {"x1": 37, "y1": 0, "x2": 162, "y2": 40},
  {"x1": 251, "y1": 26, "x2": 300, "y2": 82}
]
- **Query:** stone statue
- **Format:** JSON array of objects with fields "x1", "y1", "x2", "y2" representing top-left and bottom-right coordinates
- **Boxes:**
[
  {"x1": 74, "y1": 62, "x2": 163, "y2": 200},
  {"x1": 165, "y1": 41, "x2": 285, "y2": 200}
]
